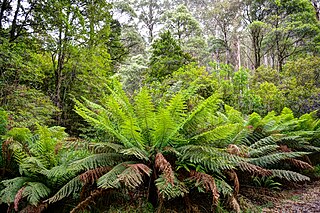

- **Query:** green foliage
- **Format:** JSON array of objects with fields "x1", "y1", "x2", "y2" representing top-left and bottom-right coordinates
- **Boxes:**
[{"x1": 148, "y1": 31, "x2": 193, "y2": 81}]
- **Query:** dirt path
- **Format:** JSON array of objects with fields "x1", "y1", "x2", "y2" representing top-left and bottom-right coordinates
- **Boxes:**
[{"x1": 262, "y1": 181, "x2": 320, "y2": 213}]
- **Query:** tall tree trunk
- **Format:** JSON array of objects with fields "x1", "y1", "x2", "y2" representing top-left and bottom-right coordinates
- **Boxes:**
[
  {"x1": 0, "y1": 0, "x2": 9, "y2": 30},
  {"x1": 10, "y1": 0, "x2": 21, "y2": 41}
]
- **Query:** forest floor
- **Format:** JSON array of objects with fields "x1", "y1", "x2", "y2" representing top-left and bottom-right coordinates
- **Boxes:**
[{"x1": 261, "y1": 180, "x2": 320, "y2": 213}]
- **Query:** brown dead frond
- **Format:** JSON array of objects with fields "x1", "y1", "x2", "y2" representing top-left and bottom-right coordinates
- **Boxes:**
[
  {"x1": 227, "y1": 195, "x2": 241, "y2": 213},
  {"x1": 79, "y1": 167, "x2": 111, "y2": 184},
  {"x1": 190, "y1": 170, "x2": 219, "y2": 205},
  {"x1": 286, "y1": 159, "x2": 313, "y2": 170},
  {"x1": 155, "y1": 153, "x2": 174, "y2": 185},
  {"x1": 20, "y1": 203, "x2": 48, "y2": 213},
  {"x1": 238, "y1": 162, "x2": 273, "y2": 176},
  {"x1": 278, "y1": 145, "x2": 292, "y2": 152},
  {"x1": 117, "y1": 163, "x2": 152, "y2": 189},
  {"x1": 14, "y1": 186, "x2": 25, "y2": 211},
  {"x1": 70, "y1": 189, "x2": 108, "y2": 213},
  {"x1": 227, "y1": 144, "x2": 241, "y2": 156},
  {"x1": 226, "y1": 170, "x2": 239, "y2": 196}
]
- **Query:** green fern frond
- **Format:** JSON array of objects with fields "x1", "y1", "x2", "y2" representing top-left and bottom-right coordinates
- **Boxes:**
[
  {"x1": 249, "y1": 136, "x2": 277, "y2": 149},
  {"x1": 152, "y1": 108, "x2": 177, "y2": 149},
  {"x1": 97, "y1": 163, "x2": 129, "y2": 189},
  {"x1": 41, "y1": 165, "x2": 74, "y2": 185},
  {"x1": 120, "y1": 117, "x2": 144, "y2": 149},
  {"x1": 215, "y1": 179, "x2": 233, "y2": 197},
  {"x1": 182, "y1": 93, "x2": 221, "y2": 135},
  {"x1": 134, "y1": 87, "x2": 155, "y2": 131},
  {"x1": 237, "y1": 162, "x2": 272, "y2": 176},
  {"x1": 166, "y1": 92, "x2": 187, "y2": 124},
  {"x1": 178, "y1": 145, "x2": 239, "y2": 172},
  {"x1": 69, "y1": 153, "x2": 123, "y2": 173},
  {"x1": 191, "y1": 124, "x2": 239, "y2": 146},
  {"x1": 75, "y1": 99, "x2": 135, "y2": 148},
  {"x1": 120, "y1": 147, "x2": 149, "y2": 161},
  {"x1": 271, "y1": 170, "x2": 310, "y2": 182},
  {"x1": 248, "y1": 145, "x2": 279, "y2": 157},
  {"x1": 19, "y1": 156, "x2": 47, "y2": 176},
  {"x1": 105, "y1": 80, "x2": 135, "y2": 116},
  {"x1": 248, "y1": 152, "x2": 310, "y2": 167},
  {"x1": 22, "y1": 182, "x2": 51, "y2": 206},
  {"x1": 46, "y1": 176, "x2": 82, "y2": 204},
  {"x1": 89, "y1": 142, "x2": 124, "y2": 153},
  {"x1": 0, "y1": 177, "x2": 30, "y2": 204},
  {"x1": 155, "y1": 175, "x2": 188, "y2": 200}
]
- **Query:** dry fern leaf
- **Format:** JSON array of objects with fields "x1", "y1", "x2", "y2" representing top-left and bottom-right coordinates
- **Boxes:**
[
  {"x1": 286, "y1": 159, "x2": 313, "y2": 170},
  {"x1": 238, "y1": 162, "x2": 272, "y2": 176},
  {"x1": 70, "y1": 189, "x2": 108, "y2": 213},
  {"x1": 227, "y1": 195, "x2": 241, "y2": 213},
  {"x1": 155, "y1": 153, "x2": 174, "y2": 185},
  {"x1": 14, "y1": 186, "x2": 26, "y2": 211},
  {"x1": 189, "y1": 170, "x2": 219, "y2": 205},
  {"x1": 118, "y1": 163, "x2": 152, "y2": 189},
  {"x1": 226, "y1": 170, "x2": 239, "y2": 196},
  {"x1": 79, "y1": 167, "x2": 111, "y2": 185}
]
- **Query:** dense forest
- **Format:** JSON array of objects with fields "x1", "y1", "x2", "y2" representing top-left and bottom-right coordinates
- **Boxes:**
[{"x1": 0, "y1": 0, "x2": 320, "y2": 212}]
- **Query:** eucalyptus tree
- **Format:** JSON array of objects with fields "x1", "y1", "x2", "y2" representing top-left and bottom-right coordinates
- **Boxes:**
[
  {"x1": 130, "y1": 0, "x2": 170, "y2": 43},
  {"x1": 263, "y1": 0, "x2": 319, "y2": 72}
]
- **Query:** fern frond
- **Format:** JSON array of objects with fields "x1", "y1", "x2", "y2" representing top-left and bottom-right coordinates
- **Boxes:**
[
  {"x1": 237, "y1": 162, "x2": 272, "y2": 176},
  {"x1": 69, "y1": 153, "x2": 123, "y2": 173},
  {"x1": 271, "y1": 170, "x2": 310, "y2": 182},
  {"x1": 248, "y1": 145, "x2": 279, "y2": 157},
  {"x1": 14, "y1": 186, "x2": 25, "y2": 211},
  {"x1": 120, "y1": 117, "x2": 144, "y2": 149},
  {"x1": 166, "y1": 92, "x2": 187, "y2": 124},
  {"x1": 152, "y1": 108, "x2": 176, "y2": 149},
  {"x1": 155, "y1": 153, "x2": 174, "y2": 185},
  {"x1": 286, "y1": 159, "x2": 313, "y2": 170},
  {"x1": 41, "y1": 165, "x2": 74, "y2": 185},
  {"x1": 182, "y1": 93, "x2": 221, "y2": 135},
  {"x1": 97, "y1": 163, "x2": 128, "y2": 189},
  {"x1": 190, "y1": 124, "x2": 239, "y2": 146},
  {"x1": 46, "y1": 176, "x2": 82, "y2": 204},
  {"x1": 75, "y1": 99, "x2": 135, "y2": 148},
  {"x1": 215, "y1": 179, "x2": 233, "y2": 197},
  {"x1": 0, "y1": 177, "x2": 30, "y2": 204},
  {"x1": 248, "y1": 152, "x2": 310, "y2": 167},
  {"x1": 105, "y1": 80, "x2": 135, "y2": 116},
  {"x1": 178, "y1": 145, "x2": 240, "y2": 172},
  {"x1": 155, "y1": 175, "x2": 188, "y2": 200},
  {"x1": 79, "y1": 167, "x2": 111, "y2": 185},
  {"x1": 117, "y1": 163, "x2": 152, "y2": 189},
  {"x1": 89, "y1": 142, "x2": 124, "y2": 153},
  {"x1": 120, "y1": 147, "x2": 149, "y2": 161},
  {"x1": 22, "y1": 182, "x2": 51, "y2": 206},
  {"x1": 189, "y1": 170, "x2": 219, "y2": 205},
  {"x1": 249, "y1": 136, "x2": 277, "y2": 149},
  {"x1": 134, "y1": 87, "x2": 155, "y2": 131}
]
